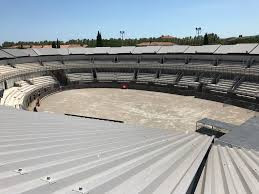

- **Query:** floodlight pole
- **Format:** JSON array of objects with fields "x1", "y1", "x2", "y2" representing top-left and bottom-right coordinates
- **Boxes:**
[
  {"x1": 195, "y1": 27, "x2": 202, "y2": 37},
  {"x1": 120, "y1": 31, "x2": 125, "y2": 46}
]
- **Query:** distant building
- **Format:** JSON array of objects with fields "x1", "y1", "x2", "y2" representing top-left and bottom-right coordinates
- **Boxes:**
[
  {"x1": 160, "y1": 35, "x2": 175, "y2": 39},
  {"x1": 31, "y1": 45, "x2": 52, "y2": 48},
  {"x1": 137, "y1": 41, "x2": 176, "y2": 46},
  {"x1": 60, "y1": 44, "x2": 88, "y2": 48}
]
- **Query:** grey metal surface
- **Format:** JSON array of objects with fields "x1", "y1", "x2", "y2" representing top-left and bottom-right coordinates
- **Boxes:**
[
  {"x1": 22, "y1": 49, "x2": 39, "y2": 57},
  {"x1": 0, "y1": 105, "x2": 213, "y2": 194},
  {"x1": 213, "y1": 45, "x2": 235, "y2": 54},
  {"x1": 197, "y1": 118, "x2": 238, "y2": 131},
  {"x1": 2, "y1": 49, "x2": 32, "y2": 57},
  {"x1": 217, "y1": 116, "x2": 259, "y2": 151},
  {"x1": 1, "y1": 44, "x2": 259, "y2": 58},
  {"x1": 228, "y1": 44, "x2": 258, "y2": 54},
  {"x1": 0, "y1": 50, "x2": 15, "y2": 59},
  {"x1": 250, "y1": 44, "x2": 259, "y2": 55},
  {"x1": 157, "y1": 45, "x2": 189, "y2": 54},
  {"x1": 195, "y1": 144, "x2": 259, "y2": 194},
  {"x1": 108, "y1": 47, "x2": 136, "y2": 54},
  {"x1": 133, "y1": 46, "x2": 161, "y2": 54},
  {"x1": 184, "y1": 45, "x2": 221, "y2": 54},
  {"x1": 68, "y1": 48, "x2": 93, "y2": 55},
  {"x1": 89, "y1": 47, "x2": 111, "y2": 54},
  {"x1": 33, "y1": 48, "x2": 69, "y2": 56}
]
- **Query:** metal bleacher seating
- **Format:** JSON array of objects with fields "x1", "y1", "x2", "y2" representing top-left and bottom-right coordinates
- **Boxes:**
[
  {"x1": 199, "y1": 76, "x2": 214, "y2": 85},
  {"x1": 177, "y1": 75, "x2": 200, "y2": 88},
  {"x1": 14, "y1": 63, "x2": 43, "y2": 70},
  {"x1": 216, "y1": 62, "x2": 246, "y2": 72},
  {"x1": 96, "y1": 72, "x2": 117, "y2": 82},
  {"x1": 96, "y1": 72, "x2": 134, "y2": 82},
  {"x1": 29, "y1": 76, "x2": 58, "y2": 87},
  {"x1": 0, "y1": 76, "x2": 58, "y2": 109},
  {"x1": 154, "y1": 74, "x2": 178, "y2": 85},
  {"x1": 136, "y1": 73, "x2": 156, "y2": 83},
  {"x1": 116, "y1": 72, "x2": 134, "y2": 82},
  {"x1": 206, "y1": 79, "x2": 235, "y2": 93},
  {"x1": 234, "y1": 81, "x2": 259, "y2": 98},
  {"x1": 248, "y1": 64, "x2": 259, "y2": 74},
  {"x1": 43, "y1": 61, "x2": 64, "y2": 68},
  {"x1": 0, "y1": 65, "x2": 17, "y2": 75},
  {"x1": 66, "y1": 73, "x2": 94, "y2": 83}
]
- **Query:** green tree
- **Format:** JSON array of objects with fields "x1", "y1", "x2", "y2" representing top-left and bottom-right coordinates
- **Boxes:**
[
  {"x1": 96, "y1": 31, "x2": 103, "y2": 47},
  {"x1": 203, "y1": 33, "x2": 209, "y2": 45},
  {"x1": 52, "y1": 41, "x2": 57, "y2": 48},
  {"x1": 56, "y1": 39, "x2": 60, "y2": 48}
]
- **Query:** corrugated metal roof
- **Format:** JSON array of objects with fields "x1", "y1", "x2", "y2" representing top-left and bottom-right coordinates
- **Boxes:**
[
  {"x1": 184, "y1": 45, "x2": 221, "y2": 54},
  {"x1": 2, "y1": 44, "x2": 259, "y2": 58},
  {"x1": 195, "y1": 144, "x2": 259, "y2": 194},
  {"x1": 89, "y1": 47, "x2": 111, "y2": 54},
  {"x1": 33, "y1": 48, "x2": 69, "y2": 56},
  {"x1": 133, "y1": 46, "x2": 161, "y2": 54},
  {"x1": 68, "y1": 48, "x2": 93, "y2": 55},
  {"x1": 22, "y1": 49, "x2": 39, "y2": 57},
  {"x1": 250, "y1": 44, "x2": 259, "y2": 55},
  {"x1": 0, "y1": 106, "x2": 213, "y2": 194},
  {"x1": 214, "y1": 45, "x2": 235, "y2": 54},
  {"x1": 2, "y1": 49, "x2": 31, "y2": 57},
  {"x1": 228, "y1": 44, "x2": 258, "y2": 54},
  {"x1": 0, "y1": 50, "x2": 15, "y2": 59},
  {"x1": 108, "y1": 47, "x2": 136, "y2": 54},
  {"x1": 157, "y1": 45, "x2": 189, "y2": 54}
]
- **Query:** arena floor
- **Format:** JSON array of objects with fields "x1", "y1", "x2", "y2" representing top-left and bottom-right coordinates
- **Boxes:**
[{"x1": 37, "y1": 88, "x2": 255, "y2": 131}]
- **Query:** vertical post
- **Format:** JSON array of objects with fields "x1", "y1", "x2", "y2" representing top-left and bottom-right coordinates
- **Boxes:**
[{"x1": 120, "y1": 31, "x2": 125, "y2": 47}]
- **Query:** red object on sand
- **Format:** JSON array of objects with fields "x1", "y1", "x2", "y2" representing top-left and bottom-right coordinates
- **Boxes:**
[{"x1": 121, "y1": 83, "x2": 128, "y2": 89}]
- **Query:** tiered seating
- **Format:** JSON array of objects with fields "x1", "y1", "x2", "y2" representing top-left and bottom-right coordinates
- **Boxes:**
[
  {"x1": 15, "y1": 80, "x2": 31, "y2": 87},
  {"x1": 65, "y1": 60, "x2": 92, "y2": 66},
  {"x1": 154, "y1": 74, "x2": 178, "y2": 85},
  {"x1": 0, "y1": 65, "x2": 17, "y2": 75},
  {"x1": 94, "y1": 72, "x2": 134, "y2": 82},
  {"x1": 29, "y1": 76, "x2": 58, "y2": 87},
  {"x1": 14, "y1": 63, "x2": 42, "y2": 70},
  {"x1": 234, "y1": 81, "x2": 259, "y2": 98},
  {"x1": 177, "y1": 75, "x2": 200, "y2": 88},
  {"x1": 116, "y1": 73, "x2": 134, "y2": 82},
  {"x1": 248, "y1": 64, "x2": 259, "y2": 74},
  {"x1": 217, "y1": 62, "x2": 246, "y2": 71},
  {"x1": 97, "y1": 72, "x2": 116, "y2": 82},
  {"x1": 67, "y1": 73, "x2": 94, "y2": 83},
  {"x1": 1, "y1": 76, "x2": 58, "y2": 109},
  {"x1": 43, "y1": 61, "x2": 64, "y2": 68},
  {"x1": 187, "y1": 60, "x2": 214, "y2": 69},
  {"x1": 199, "y1": 76, "x2": 214, "y2": 84},
  {"x1": 136, "y1": 73, "x2": 156, "y2": 83},
  {"x1": 206, "y1": 79, "x2": 235, "y2": 93}
]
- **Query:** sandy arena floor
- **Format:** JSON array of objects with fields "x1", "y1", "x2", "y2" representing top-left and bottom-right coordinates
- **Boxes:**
[{"x1": 38, "y1": 88, "x2": 255, "y2": 131}]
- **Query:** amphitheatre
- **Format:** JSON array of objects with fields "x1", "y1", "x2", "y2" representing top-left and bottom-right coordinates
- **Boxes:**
[{"x1": 0, "y1": 44, "x2": 259, "y2": 193}]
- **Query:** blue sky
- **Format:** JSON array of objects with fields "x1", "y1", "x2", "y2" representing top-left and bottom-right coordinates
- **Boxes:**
[{"x1": 0, "y1": 0, "x2": 259, "y2": 43}]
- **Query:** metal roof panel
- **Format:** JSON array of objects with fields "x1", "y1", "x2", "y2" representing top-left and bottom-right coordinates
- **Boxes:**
[
  {"x1": 0, "y1": 105, "x2": 213, "y2": 194},
  {"x1": 195, "y1": 145, "x2": 259, "y2": 194},
  {"x1": 184, "y1": 45, "x2": 221, "y2": 54},
  {"x1": 108, "y1": 47, "x2": 136, "y2": 54},
  {"x1": 158, "y1": 45, "x2": 190, "y2": 54},
  {"x1": 33, "y1": 48, "x2": 69, "y2": 56},
  {"x1": 133, "y1": 46, "x2": 161, "y2": 54},
  {"x1": 0, "y1": 50, "x2": 15, "y2": 59}
]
